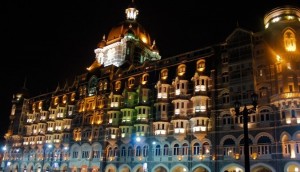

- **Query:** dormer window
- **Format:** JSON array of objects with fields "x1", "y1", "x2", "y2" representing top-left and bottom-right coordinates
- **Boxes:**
[
  {"x1": 197, "y1": 60, "x2": 205, "y2": 72},
  {"x1": 284, "y1": 29, "x2": 296, "y2": 52},
  {"x1": 38, "y1": 101, "x2": 43, "y2": 110},
  {"x1": 142, "y1": 74, "x2": 149, "y2": 85},
  {"x1": 161, "y1": 69, "x2": 168, "y2": 80},
  {"x1": 71, "y1": 93, "x2": 76, "y2": 101},
  {"x1": 128, "y1": 77, "x2": 135, "y2": 88},
  {"x1": 115, "y1": 81, "x2": 121, "y2": 91},
  {"x1": 54, "y1": 97, "x2": 59, "y2": 105},
  {"x1": 177, "y1": 64, "x2": 186, "y2": 76},
  {"x1": 32, "y1": 103, "x2": 36, "y2": 111},
  {"x1": 63, "y1": 95, "x2": 67, "y2": 104}
]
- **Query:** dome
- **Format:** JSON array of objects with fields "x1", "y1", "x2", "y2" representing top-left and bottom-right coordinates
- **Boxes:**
[
  {"x1": 97, "y1": 3, "x2": 152, "y2": 47},
  {"x1": 264, "y1": 5, "x2": 300, "y2": 29},
  {"x1": 107, "y1": 21, "x2": 151, "y2": 46}
]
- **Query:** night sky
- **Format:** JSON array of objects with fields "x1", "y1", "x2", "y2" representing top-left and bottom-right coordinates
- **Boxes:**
[{"x1": 1, "y1": 0, "x2": 299, "y2": 142}]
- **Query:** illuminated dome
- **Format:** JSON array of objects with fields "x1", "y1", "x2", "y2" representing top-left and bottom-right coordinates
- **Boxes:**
[
  {"x1": 102, "y1": 3, "x2": 152, "y2": 47},
  {"x1": 264, "y1": 5, "x2": 300, "y2": 29}
]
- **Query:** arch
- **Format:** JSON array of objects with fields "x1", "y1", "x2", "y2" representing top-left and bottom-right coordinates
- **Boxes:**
[
  {"x1": 280, "y1": 131, "x2": 292, "y2": 142},
  {"x1": 292, "y1": 130, "x2": 300, "y2": 140},
  {"x1": 170, "y1": 164, "x2": 189, "y2": 172},
  {"x1": 251, "y1": 163, "x2": 275, "y2": 172},
  {"x1": 254, "y1": 132, "x2": 275, "y2": 144},
  {"x1": 284, "y1": 161, "x2": 300, "y2": 172},
  {"x1": 118, "y1": 164, "x2": 131, "y2": 172},
  {"x1": 43, "y1": 162, "x2": 51, "y2": 171},
  {"x1": 105, "y1": 164, "x2": 117, "y2": 172},
  {"x1": 219, "y1": 89, "x2": 230, "y2": 98},
  {"x1": 152, "y1": 163, "x2": 169, "y2": 172},
  {"x1": 12, "y1": 162, "x2": 19, "y2": 172},
  {"x1": 221, "y1": 163, "x2": 244, "y2": 172},
  {"x1": 237, "y1": 134, "x2": 255, "y2": 144},
  {"x1": 191, "y1": 164, "x2": 211, "y2": 172},
  {"x1": 220, "y1": 135, "x2": 237, "y2": 146},
  {"x1": 283, "y1": 28, "x2": 296, "y2": 52},
  {"x1": 132, "y1": 164, "x2": 143, "y2": 172},
  {"x1": 60, "y1": 163, "x2": 68, "y2": 172}
]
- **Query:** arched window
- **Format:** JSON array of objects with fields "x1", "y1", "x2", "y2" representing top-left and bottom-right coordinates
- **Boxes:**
[
  {"x1": 193, "y1": 143, "x2": 200, "y2": 155},
  {"x1": 283, "y1": 29, "x2": 296, "y2": 52},
  {"x1": 197, "y1": 59, "x2": 205, "y2": 72},
  {"x1": 142, "y1": 73, "x2": 149, "y2": 85},
  {"x1": 182, "y1": 143, "x2": 188, "y2": 155},
  {"x1": 143, "y1": 145, "x2": 148, "y2": 157},
  {"x1": 177, "y1": 64, "x2": 186, "y2": 76},
  {"x1": 115, "y1": 81, "x2": 121, "y2": 90},
  {"x1": 173, "y1": 144, "x2": 179, "y2": 155},
  {"x1": 163, "y1": 144, "x2": 169, "y2": 156},
  {"x1": 128, "y1": 77, "x2": 135, "y2": 88},
  {"x1": 136, "y1": 146, "x2": 141, "y2": 156},
  {"x1": 161, "y1": 69, "x2": 168, "y2": 80},
  {"x1": 257, "y1": 136, "x2": 271, "y2": 155},
  {"x1": 155, "y1": 145, "x2": 161, "y2": 156}
]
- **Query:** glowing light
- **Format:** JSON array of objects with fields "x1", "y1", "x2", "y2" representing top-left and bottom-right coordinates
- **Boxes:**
[
  {"x1": 136, "y1": 137, "x2": 141, "y2": 142},
  {"x1": 276, "y1": 55, "x2": 281, "y2": 62},
  {"x1": 265, "y1": 23, "x2": 269, "y2": 29},
  {"x1": 272, "y1": 17, "x2": 281, "y2": 23}
]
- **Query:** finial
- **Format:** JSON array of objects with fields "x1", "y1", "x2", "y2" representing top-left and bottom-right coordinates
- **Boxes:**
[
  {"x1": 236, "y1": 20, "x2": 239, "y2": 28},
  {"x1": 102, "y1": 34, "x2": 106, "y2": 40}
]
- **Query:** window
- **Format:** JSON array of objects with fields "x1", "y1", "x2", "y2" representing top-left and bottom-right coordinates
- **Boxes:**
[
  {"x1": 173, "y1": 144, "x2": 179, "y2": 155},
  {"x1": 284, "y1": 29, "x2": 296, "y2": 52},
  {"x1": 142, "y1": 73, "x2": 149, "y2": 85},
  {"x1": 197, "y1": 60, "x2": 205, "y2": 72},
  {"x1": 161, "y1": 69, "x2": 168, "y2": 80},
  {"x1": 115, "y1": 81, "x2": 121, "y2": 90},
  {"x1": 177, "y1": 64, "x2": 186, "y2": 76},
  {"x1": 128, "y1": 77, "x2": 135, "y2": 88},
  {"x1": 163, "y1": 145, "x2": 169, "y2": 156},
  {"x1": 155, "y1": 145, "x2": 161, "y2": 156},
  {"x1": 193, "y1": 143, "x2": 200, "y2": 155},
  {"x1": 136, "y1": 146, "x2": 141, "y2": 156},
  {"x1": 222, "y1": 93, "x2": 230, "y2": 104}
]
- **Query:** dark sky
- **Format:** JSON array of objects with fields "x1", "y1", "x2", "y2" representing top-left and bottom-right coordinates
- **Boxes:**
[{"x1": 1, "y1": 0, "x2": 299, "y2": 142}]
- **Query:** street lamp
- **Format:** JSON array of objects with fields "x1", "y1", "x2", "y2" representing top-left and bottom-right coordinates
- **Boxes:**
[{"x1": 234, "y1": 93, "x2": 258, "y2": 172}]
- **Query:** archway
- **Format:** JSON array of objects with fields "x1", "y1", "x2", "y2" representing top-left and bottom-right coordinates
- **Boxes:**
[{"x1": 154, "y1": 166, "x2": 167, "y2": 172}]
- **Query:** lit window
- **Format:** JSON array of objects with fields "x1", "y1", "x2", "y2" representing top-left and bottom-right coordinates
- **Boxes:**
[
  {"x1": 197, "y1": 60, "x2": 205, "y2": 72},
  {"x1": 128, "y1": 77, "x2": 135, "y2": 88},
  {"x1": 284, "y1": 29, "x2": 296, "y2": 52},
  {"x1": 177, "y1": 64, "x2": 186, "y2": 76},
  {"x1": 142, "y1": 74, "x2": 149, "y2": 85},
  {"x1": 115, "y1": 81, "x2": 121, "y2": 90},
  {"x1": 161, "y1": 69, "x2": 168, "y2": 80}
]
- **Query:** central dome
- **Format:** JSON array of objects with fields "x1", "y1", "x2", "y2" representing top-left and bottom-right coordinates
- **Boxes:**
[
  {"x1": 107, "y1": 20, "x2": 152, "y2": 46},
  {"x1": 101, "y1": 3, "x2": 152, "y2": 47}
]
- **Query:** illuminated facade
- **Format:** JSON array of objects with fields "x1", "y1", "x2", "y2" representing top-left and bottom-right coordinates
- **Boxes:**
[{"x1": 2, "y1": 4, "x2": 300, "y2": 172}]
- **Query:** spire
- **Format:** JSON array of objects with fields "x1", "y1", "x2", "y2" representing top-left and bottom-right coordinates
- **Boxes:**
[
  {"x1": 55, "y1": 82, "x2": 60, "y2": 93},
  {"x1": 22, "y1": 77, "x2": 27, "y2": 89},
  {"x1": 63, "y1": 80, "x2": 69, "y2": 91},
  {"x1": 236, "y1": 20, "x2": 240, "y2": 28},
  {"x1": 125, "y1": 0, "x2": 139, "y2": 20}
]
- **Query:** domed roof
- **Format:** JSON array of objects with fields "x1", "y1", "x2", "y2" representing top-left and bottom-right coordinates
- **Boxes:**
[
  {"x1": 98, "y1": 3, "x2": 152, "y2": 47},
  {"x1": 107, "y1": 20, "x2": 151, "y2": 46}
]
